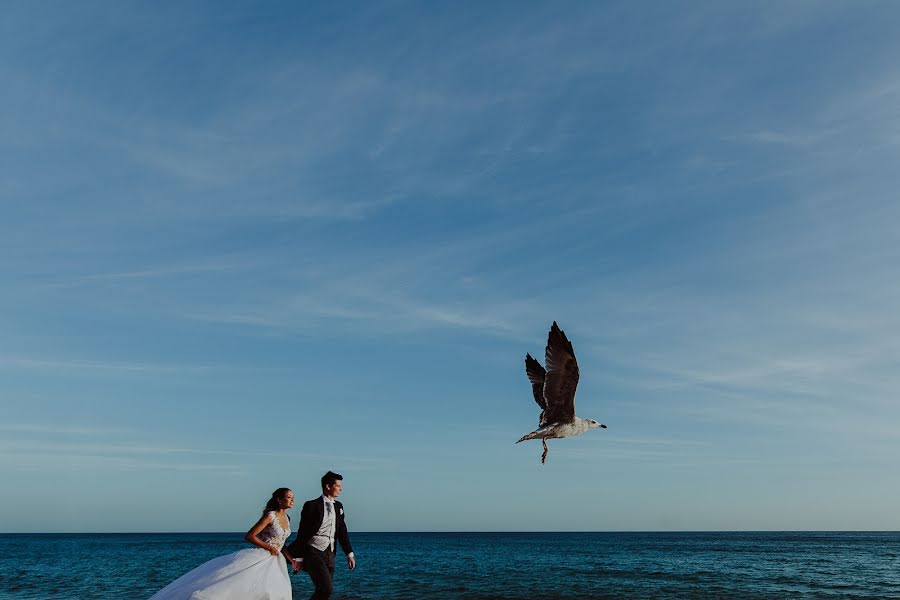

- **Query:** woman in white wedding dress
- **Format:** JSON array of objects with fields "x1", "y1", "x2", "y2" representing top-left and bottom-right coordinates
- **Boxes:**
[{"x1": 149, "y1": 488, "x2": 296, "y2": 600}]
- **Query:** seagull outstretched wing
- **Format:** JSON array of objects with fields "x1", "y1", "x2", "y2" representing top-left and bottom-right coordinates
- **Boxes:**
[
  {"x1": 525, "y1": 353, "x2": 547, "y2": 423},
  {"x1": 541, "y1": 321, "x2": 579, "y2": 426}
]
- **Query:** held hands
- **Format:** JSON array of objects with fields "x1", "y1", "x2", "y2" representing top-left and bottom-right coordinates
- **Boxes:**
[{"x1": 285, "y1": 555, "x2": 351, "y2": 573}]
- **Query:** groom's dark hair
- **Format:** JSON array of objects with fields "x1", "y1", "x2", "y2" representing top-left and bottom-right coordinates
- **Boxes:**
[{"x1": 321, "y1": 470, "x2": 343, "y2": 492}]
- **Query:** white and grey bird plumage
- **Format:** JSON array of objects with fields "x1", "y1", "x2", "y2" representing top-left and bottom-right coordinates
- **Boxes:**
[{"x1": 516, "y1": 321, "x2": 607, "y2": 464}]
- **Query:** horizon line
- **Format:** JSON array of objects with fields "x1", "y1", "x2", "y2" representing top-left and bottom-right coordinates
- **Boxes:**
[{"x1": 2, "y1": 529, "x2": 898, "y2": 535}]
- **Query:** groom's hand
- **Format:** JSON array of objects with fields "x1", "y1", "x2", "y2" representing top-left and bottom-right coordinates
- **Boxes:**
[
  {"x1": 347, "y1": 555, "x2": 356, "y2": 570},
  {"x1": 292, "y1": 559, "x2": 305, "y2": 574}
]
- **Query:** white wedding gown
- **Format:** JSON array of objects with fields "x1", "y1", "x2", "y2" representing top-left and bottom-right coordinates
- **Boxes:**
[{"x1": 149, "y1": 512, "x2": 292, "y2": 600}]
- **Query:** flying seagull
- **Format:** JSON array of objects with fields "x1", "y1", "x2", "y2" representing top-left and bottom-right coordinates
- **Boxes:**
[{"x1": 517, "y1": 321, "x2": 606, "y2": 464}]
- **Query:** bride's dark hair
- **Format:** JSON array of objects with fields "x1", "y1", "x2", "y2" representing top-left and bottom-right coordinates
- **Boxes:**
[{"x1": 263, "y1": 488, "x2": 292, "y2": 514}]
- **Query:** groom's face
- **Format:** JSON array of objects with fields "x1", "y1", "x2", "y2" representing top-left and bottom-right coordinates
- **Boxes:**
[{"x1": 325, "y1": 480, "x2": 342, "y2": 498}]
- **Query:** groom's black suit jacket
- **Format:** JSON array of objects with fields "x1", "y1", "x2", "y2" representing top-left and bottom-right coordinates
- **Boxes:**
[{"x1": 285, "y1": 497, "x2": 353, "y2": 557}]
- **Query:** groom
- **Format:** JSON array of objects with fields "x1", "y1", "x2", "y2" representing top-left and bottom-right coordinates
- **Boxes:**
[{"x1": 285, "y1": 471, "x2": 355, "y2": 600}]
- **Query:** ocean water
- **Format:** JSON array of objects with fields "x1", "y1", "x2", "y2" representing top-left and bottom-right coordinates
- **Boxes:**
[{"x1": 1, "y1": 532, "x2": 899, "y2": 599}]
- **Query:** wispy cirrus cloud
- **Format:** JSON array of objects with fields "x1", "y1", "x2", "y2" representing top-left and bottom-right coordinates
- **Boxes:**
[
  {"x1": 0, "y1": 355, "x2": 216, "y2": 374},
  {"x1": 0, "y1": 437, "x2": 394, "y2": 474},
  {"x1": 736, "y1": 129, "x2": 838, "y2": 146},
  {"x1": 0, "y1": 424, "x2": 131, "y2": 436}
]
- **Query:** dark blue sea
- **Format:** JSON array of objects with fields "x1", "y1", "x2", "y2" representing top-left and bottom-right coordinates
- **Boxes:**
[{"x1": 1, "y1": 532, "x2": 899, "y2": 599}]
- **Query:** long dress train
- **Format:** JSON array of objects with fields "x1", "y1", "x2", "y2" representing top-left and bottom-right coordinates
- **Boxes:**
[{"x1": 148, "y1": 512, "x2": 292, "y2": 600}]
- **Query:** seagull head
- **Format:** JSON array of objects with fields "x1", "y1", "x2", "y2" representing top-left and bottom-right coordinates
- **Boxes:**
[{"x1": 587, "y1": 419, "x2": 607, "y2": 430}]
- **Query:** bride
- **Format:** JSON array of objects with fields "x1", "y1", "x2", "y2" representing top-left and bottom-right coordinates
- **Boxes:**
[{"x1": 149, "y1": 488, "x2": 296, "y2": 599}]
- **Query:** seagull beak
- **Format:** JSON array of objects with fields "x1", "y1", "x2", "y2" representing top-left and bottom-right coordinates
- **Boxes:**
[{"x1": 600, "y1": 424, "x2": 607, "y2": 429}]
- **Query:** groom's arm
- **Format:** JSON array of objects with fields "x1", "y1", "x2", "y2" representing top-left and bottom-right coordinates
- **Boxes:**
[
  {"x1": 336, "y1": 503, "x2": 354, "y2": 569},
  {"x1": 284, "y1": 500, "x2": 313, "y2": 566}
]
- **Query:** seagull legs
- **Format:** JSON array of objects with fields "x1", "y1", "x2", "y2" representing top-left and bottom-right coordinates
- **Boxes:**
[{"x1": 541, "y1": 438, "x2": 549, "y2": 464}]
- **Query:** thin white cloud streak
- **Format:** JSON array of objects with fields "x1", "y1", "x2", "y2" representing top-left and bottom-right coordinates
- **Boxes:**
[
  {"x1": 561, "y1": 445, "x2": 766, "y2": 466},
  {"x1": 0, "y1": 438, "x2": 394, "y2": 475},
  {"x1": 0, "y1": 355, "x2": 216, "y2": 374},
  {"x1": 0, "y1": 424, "x2": 130, "y2": 436},
  {"x1": 66, "y1": 258, "x2": 258, "y2": 283},
  {"x1": 0, "y1": 439, "x2": 260, "y2": 457},
  {"x1": 0, "y1": 452, "x2": 246, "y2": 474},
  {"x1": 606, "y1": 436, "x2": 711, "y2": 447},
  {"x1": 735, "y1": 129, "x2": 839, "y2": 147}
]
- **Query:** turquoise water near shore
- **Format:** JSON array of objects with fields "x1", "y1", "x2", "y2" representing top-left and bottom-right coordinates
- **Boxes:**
[{"x1": 2, "y1": 531, "x2": 899, "y2": 599}]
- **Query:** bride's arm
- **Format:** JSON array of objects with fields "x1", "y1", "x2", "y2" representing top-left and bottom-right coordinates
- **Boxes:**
[{"x1": 244, "y1": 514, "x2": 279, "y2": 555}]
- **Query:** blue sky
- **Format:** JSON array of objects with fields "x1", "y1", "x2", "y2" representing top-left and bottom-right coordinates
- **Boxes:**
[{"x1": 2, "y1": 1, "x2": 900, "y2": 533}]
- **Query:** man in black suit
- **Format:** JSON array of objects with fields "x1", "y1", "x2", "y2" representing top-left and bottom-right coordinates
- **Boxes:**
[{"x1": 284, "y1": 471, "x2": 355, "y2": 600}]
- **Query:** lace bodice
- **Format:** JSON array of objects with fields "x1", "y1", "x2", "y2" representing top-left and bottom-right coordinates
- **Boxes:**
[{"x1": 259, "y1": 512, "x2": 291, "y2": 551}]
